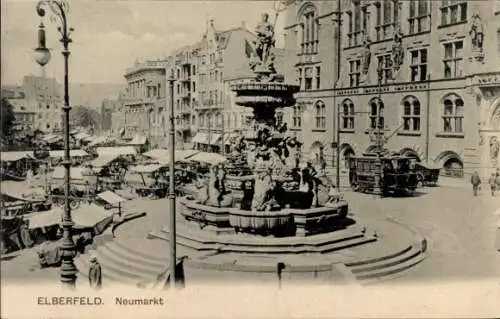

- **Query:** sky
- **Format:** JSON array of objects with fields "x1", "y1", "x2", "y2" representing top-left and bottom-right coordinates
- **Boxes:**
[{"x1": 1, "y1": 0, "x2": 286, "y2": 85}]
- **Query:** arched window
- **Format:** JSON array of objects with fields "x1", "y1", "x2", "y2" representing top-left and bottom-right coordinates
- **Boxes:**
[
  {"x1": 292, "y1": 105, "x2": 302, "y2": 128},
  {"x1": 315, "y1": 101, "x2": 326, "y2": 129},
  {"x1": 375, "y1": 0, "x2": 399, "y2": 41},
  {"x1": 300, "y1": 5, "x2": 318, "y2": 55},
  {"x1": 347, "y1": 1, "x2": 364, "y2": 46},
  {"x1": 369, "y1": 98, "x2": 384, "y2": 129},
  {"x1": 442, "y1": 94, "x2": 464, "y2": 133},
  {"x1": 402, "y1": 96, "x2": 421, "y2": 132},
  {"x1": 341, "y1": 99, "x2": 355, "y2": 130}
]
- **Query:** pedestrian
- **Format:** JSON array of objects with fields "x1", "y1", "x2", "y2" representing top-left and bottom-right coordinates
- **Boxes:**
[
  {"x1": 88, "y1": 255, "x2": 102, "y2": 290},
  {"x1": 489, "y1": 173, "x2": 497, "y2": 196},
  {"x1": 470, "y1": 171, "x2": 481, "y2": 196}
]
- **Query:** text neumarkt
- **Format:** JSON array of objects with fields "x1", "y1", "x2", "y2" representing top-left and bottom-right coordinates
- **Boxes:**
[{"x1": 115, "y1": 297, "x2": 165, "y2": 306}]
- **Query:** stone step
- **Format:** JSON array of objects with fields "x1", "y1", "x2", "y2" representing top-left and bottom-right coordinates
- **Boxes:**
[
  {"x1": 159, "y1": 220, "x2": 369, "y2": 248},
  {"x1": 345, "y1": 246, "x2": 413, "y2": 268},
  {"x1": 350, "y1": 246, "x2": 421, "y2": 274},
  {"x1": 151, "y1": 228, "x2": 376, "y2": 255},
  {"x1": 75, "y1": 255, "x2": 140, "y2": 285},
  {"x1": 103, "y1": 242, "x2": 168, "y2": 268},
  {"x1": 112, "y1": 239, "x2": 172, "y2": 263},
  {"x1": 354, "y1": 251, "x2": 425, "y2": 283},
  {"x1": 97, "y1": 245, "x2": 165, "y2": 277},
  {"x1": 85, "y1": 249, "x2": 149, "y2": 282},
  {"x1": 359, "y1": 254, "x2": 425, "y2": 285}
]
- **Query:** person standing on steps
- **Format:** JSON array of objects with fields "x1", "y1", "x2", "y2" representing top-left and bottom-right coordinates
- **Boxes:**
[
  {"x1": 88, "y1": 255, "x2": 102, "y2": 290},
  {"x1": 470, "y1": 171, "x2": 481, "y2": 196}
]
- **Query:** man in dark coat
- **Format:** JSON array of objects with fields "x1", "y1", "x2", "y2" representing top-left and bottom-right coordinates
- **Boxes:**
[
  {"x1": 88, "y1": 255, "x2": 102, "y2": 290},
  {"x1": 470, "y1": 171, "x2": 481, "y2": 196}
]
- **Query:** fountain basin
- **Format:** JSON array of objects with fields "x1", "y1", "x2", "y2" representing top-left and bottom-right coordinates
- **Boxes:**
[
  {"x1": 179, "y1": 196, "x2": 350, "y2": 237},
  {"x1": 231, "y1": 82, "x2": 299, "y2": 108}
]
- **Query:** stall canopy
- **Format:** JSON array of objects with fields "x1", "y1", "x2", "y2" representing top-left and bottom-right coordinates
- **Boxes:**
[
  {"x1": 130, "y1": 164, "x2": 165, "y2": 174},
  {"x1": 52, "y1": 166, "x2": 87, "y2": 180},
  {"x1": 96, "y1": 146, "x2": 136, "y2": 157},
  {"x1": 210, "y1": 134, "x2": 222, "y2": 145},
  {"x1": 187, "y1": 152, "x2": 227, "y2": 165},
  {"x1": 192, "y1": 133, "x2": 208, "y2": 144},
  {"x1": 157, "y1": 149, "x2": 200, "y2": 165},
  {"x1": 97, "y1": 191, "x2": 127, "y2": 205},
  {"x1": 89, "y1": 136, "x2": 116, "y2": 147},
  {"x1": 0, "y1": 151, "x2": 34, "y2": 162},
  {"x1": 128, "y1": 134, "x2": 147, "y2": 145},
  {"x1": 49, "y1": 149, "x2": 89, "y2": 159},
  {"x1": 143, "y1": 148, "x2": 169, "y2": 160},
  {"x1": 27, "y1": 207, "x2": 63, "y2": 229},
  {"x1": 74, "y1": 132, "x2": 91, "y2": 140},
  {"x1": 72, "y1": 204, "x2": 114, "y2": 228},
  {"x1": 224, "y1": 133, "x2": 238, "y2": 145},
  {"x1": 89, "y1": 155, "x2": 121, "y2": 169}
]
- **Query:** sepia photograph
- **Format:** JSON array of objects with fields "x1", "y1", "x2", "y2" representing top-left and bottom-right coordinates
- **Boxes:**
[{"x1": 1, "y1": 0, "x2": 500, "y2": 317}]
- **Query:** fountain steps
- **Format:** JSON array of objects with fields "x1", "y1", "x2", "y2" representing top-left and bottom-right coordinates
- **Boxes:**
[{"x1": 146, "y1": 220, "x2": 376, "y2": 254}]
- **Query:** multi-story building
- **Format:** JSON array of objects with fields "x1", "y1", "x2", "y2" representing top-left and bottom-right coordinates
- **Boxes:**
[
  {"x1": 192, "y1": 19, "x2": 260, "y2": 153},
  {"x1": 282, "y1": 0, "x2": 500, "y2": 178},
  {"x1": 1, "y1": 76, "x2": 63, "y2": 133},
  {"x1": 101, "y1": 96, "x2": 123, "y2": 132},
  {"x1": 122, "y1": 60, "x2": 168, "y2": 147}
]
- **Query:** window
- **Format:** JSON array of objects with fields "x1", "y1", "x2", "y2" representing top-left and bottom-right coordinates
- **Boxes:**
[
  {"x1": 304, "y1": 67, "x2": 313, "y2": 90},
  {"x1": 349, "y1": 60, "x2": 361, "y2": 87},
  {"x1": 292, "y1": 105, "x2": 302, "y2": 128},
  {"x1": 442, "y1": 94, "x2": 464, "y2": 133},
  {"x1": 348, "y1": 3, "x2": 363, "y2": 46},
  {"x1": 377, "y1": 54, "x2": 392, "y2": 84},
  {"x1": 300, "y1": 6, "x2": 318, "y2": 54},
  {"x1": 177, "y1": 69, "x2": 180, "y2": 79},
  {"x1": 192, "y1": 65, "x2": 196, "y2": 75},
  {"x1": 443, "y1": 41, "x2": 463, "y2": 78},
  {"x1": 314, "y1": 101, "x2": 326, "y2": 129},
  {"x1": 402, "y1": 97, "x2": 421, "y2": 132},
  {"x1": 440, "y1": 1, "x2": 467, "y2": 26},
  {"x1": 296, "y1": 68, "x2": 302, "y2": 87},
  {"x1": 375, "y1": 0, "x2": 398, "y2": 41},
  {"x1": 410, "y1": 49, "x2": 428, "y2": 82},
  {"x1": 193, "y1": 82, "x2": 196, "y2": 92},
  {"x1": 176, "y1": 100, "x2": 180, "y2": 111},
  {"x1": 369, "y1": 98, "x2": 384, "y2": 129},
  {"x1": 409, "y1": 0, "x2": 429, "y2": 34},
  {"x1": 341, "y1": 99, "x2": 355, "y2": 130},
  {"x1": 177, "y1": 84, "x2": 180, "y2": 94},
  {"x1": 46, "y1": 123, "x2": 50, "y2": 129},
  {"x1": 46, "y1": 104, "x2": 50, "y2": 109},
  {"x1": 315, "y1": 66, "x2": 321, "y2": 90}
]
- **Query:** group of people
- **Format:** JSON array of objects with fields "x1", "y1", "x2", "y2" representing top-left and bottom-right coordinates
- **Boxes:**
[{"x1": 470, "y1": 170, "x2": 500, "y2": 196}]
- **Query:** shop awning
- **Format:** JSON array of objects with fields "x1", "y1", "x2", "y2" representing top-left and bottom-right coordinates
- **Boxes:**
[
  {"x1": 52, "y1": 166, "x2": 87, "y2": 180},
  {"x1": 72, "y1": 204, "x2": 114, "y2": 228},
  {"x1": 157, "y1": 149, "x2": 200, "y2": 165},
  {"x1": 96, "y1": 146, "x2": 136, "y2": 157},
  {"x1": 74, "y1": 132, "x2": 90, "y2": 140},
  {"x1": 210, "y1": 134, "x2": 221, "y2": 145},
  {"x1": 128, "y1": 134, "x2": 147, "y2": 145},
  {"x1": 49, "y1": 149, "x2": 89, "y2": 159},
  {"x1": 187, "y1": 152, "x2": 227, "y2": 165},
  {"x1": 45, "y1": 136, "x2": 63, "y2": 144},
  {"x1": 130, "y1": 164, "x2": 165, "y2": 174},
  {"x1": 143, "y1": 148, "x2": 169, "y2": 160},
  {"x1": 0, "y1": 151, "x2": 34, "y2": 162},
  {"x1": 97, "y1": 191, "x2": 127, "y2": 205},
  {"x1": 89, "y1": 155, "x2": 121, "y2": 168},
  {"x1": 192, "y1": 133, "x2": 208, "y2": 144},
  {"x1": 27, "y1": 207, "x2": 63, "y2": 229}
]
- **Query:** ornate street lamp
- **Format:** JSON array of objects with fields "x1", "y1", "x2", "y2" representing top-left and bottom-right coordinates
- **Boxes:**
[
  {"x1": 373, "y1": 62, "x2": 384, "y2": 196},
  {"x1": 35, "y1": 0, "x2": 77, "y2": 288},
  {"x1": 167, "y1": 70, "x2": 177, "y2": 287}
]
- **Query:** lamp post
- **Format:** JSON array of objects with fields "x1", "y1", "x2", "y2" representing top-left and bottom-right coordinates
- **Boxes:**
[
  {"x1": 373, "y1": 62, "x2": 384, "y2": 196},
  {"x1": 35, "y1": 0, "x2": 77, "y2": 288},
  {"x1": 167, "y1": 70, "x2": 177, "y2": 287}
]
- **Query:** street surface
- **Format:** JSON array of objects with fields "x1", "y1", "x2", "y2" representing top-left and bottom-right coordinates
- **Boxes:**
[{"x1": 2, "y1": 182, "x2": 499, "y2": 286}]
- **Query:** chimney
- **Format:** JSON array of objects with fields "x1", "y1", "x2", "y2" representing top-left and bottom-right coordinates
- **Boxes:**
[
  {"x1": 241, "y1": 21, "x2": 246, "y2": 29},
  {"x1": 209, "y1": 18, "x2": 214, "y2": 28}
]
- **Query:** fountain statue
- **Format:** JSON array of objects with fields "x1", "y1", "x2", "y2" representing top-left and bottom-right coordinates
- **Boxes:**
[{"x1": 179, "y1": 12, "x2": 349, "y2": 236}]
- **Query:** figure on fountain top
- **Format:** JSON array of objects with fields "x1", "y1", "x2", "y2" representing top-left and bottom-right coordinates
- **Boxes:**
[{"x1": 250, "y1": 12, "x2": 278, "y2": 81}]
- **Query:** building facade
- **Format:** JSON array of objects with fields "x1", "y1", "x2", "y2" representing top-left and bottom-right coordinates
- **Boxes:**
[
  {"x1": 282, "y1": 0, "x2": 500, "y2": 177},
  {"x1": 101, "y1": 97, "x2": 124, "y2": 132},
  {"x1": 122, "y1": 60, "x2": 168, "y2": 147},
  {"x1": 2, "y1": 76, "x2": 63, "y2": 133}
]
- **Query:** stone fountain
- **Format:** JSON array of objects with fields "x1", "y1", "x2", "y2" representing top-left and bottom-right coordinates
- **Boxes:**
[{"x1": 179, "y1": 13, "x2": 349, "y2": 237}]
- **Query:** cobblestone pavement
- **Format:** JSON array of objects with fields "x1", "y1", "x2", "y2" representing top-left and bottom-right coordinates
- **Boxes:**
[
  {"x1": 342, "y1": 186, "x2": 500, "y2": 283},
  {"x1": 2, "y1": 184, "x2": 499, "y2": 286}
]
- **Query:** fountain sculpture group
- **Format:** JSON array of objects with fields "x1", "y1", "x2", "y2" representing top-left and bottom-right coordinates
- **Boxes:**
[{"x1": 180, "y1": 13, "x2": 349, "y2": 237}]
